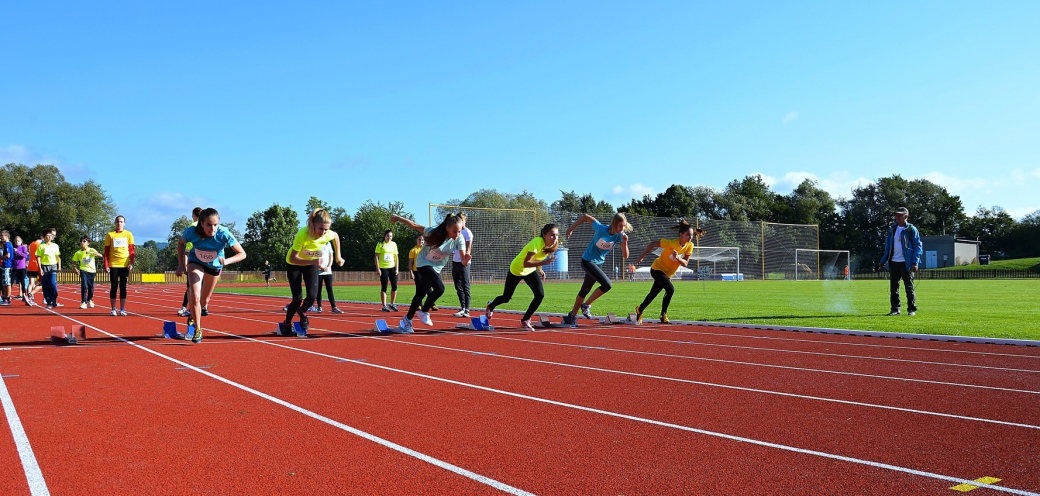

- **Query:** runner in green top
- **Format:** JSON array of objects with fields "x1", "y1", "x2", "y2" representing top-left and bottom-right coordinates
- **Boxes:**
[
  {"x1": 71, "y1": 236, "x2": 103, "y2": 308},
  {"x1": 485, "y1": 224, "x2": 559, "y2": 331}
]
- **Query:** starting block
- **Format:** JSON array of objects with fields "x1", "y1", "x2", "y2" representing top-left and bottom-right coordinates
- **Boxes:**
[
  {"x1": 536, "y1": 315, "x2": 577, "y2": 329},
  {"x1": 50, "y1": 325, "x2": 86, "y2": 345},
  {"x1": 373, "y1": 319, "x2": 389, "y2": 334},
  {"x1": 162, "y1": 321, "x2": 183, "y2": 339},
  {"x1": 600, "y1": 312, "x2": 639, "y2": 325},
  {"x1": 456, "y1": 316, "x2": 494, "y2": 331},
  {"x1": 274, "y1": 322, "x2": 307, "y2": 337}
]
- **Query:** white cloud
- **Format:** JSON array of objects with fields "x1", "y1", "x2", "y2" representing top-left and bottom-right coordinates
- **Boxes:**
[
  {"x1": 1032, "y1": 168, "x2": 1040, "y2": 179},
  {"x1": 118, "y1": 192, "x2": 220, "y2": 241},
  {"x1": 609, "y1": 183, "x2": 655, "y2": 202},
  {"x1": 760, "y1": 171, "x2": 871, "y2": 198},
  {"x1": 919, "y1": 171, "x2": 990, "y2": 191},
  {"x1": 0, "y1": 144, "x2": 93, "y2": 181},
  {"x1": 782, "y1": 111, "x2": 798, "y2": 124},
  {"x1": 1002, "y1": 206, "x2": 1040, "y2": 220}
]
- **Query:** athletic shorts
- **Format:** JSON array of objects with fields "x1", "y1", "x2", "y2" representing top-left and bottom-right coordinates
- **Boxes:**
[
  {"x1": 27, "y1": 270, "x2": 40, "y2": 279},
  {"x1": 1, "y1": 268, "x2": 10, "y2": 287},
  {"x1": 188, "y1": 262, "x2": 223, "y2": 277}
]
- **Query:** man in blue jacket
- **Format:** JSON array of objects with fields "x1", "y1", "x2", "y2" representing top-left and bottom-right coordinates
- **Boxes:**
[{"x1": 879, "y1": 207, "x2": 922, "y2": 316}]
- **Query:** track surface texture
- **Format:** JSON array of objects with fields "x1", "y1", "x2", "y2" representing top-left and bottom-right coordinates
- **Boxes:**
[{"x1": 1, "y1": 284, "x2": 1038, "y2": 495}]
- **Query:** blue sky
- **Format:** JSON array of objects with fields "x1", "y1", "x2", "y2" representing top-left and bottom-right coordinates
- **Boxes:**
[{"x1": 2, "y1": 1, "x2": 1038, "y2": 241}]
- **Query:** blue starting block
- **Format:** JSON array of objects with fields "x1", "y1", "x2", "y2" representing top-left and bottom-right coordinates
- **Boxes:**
[
  {"x1": 373, "y1": 319, "x2": 389, "y2": 333},
  {"x1": 163, "y1": 321, "x2": 185, "y2": 339},
  {"x1": 294, "y1": 321, "x2": 306, "y2": 337},
  {"x1": 456, "y1": 315, "x2": 494, "y2": 331}
]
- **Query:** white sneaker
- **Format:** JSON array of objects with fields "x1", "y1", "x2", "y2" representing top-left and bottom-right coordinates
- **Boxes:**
[
  {"x1": 417, "y1": 310, "x2": 433, "y2": 326},
  {"x1": 453, "y1": 310, "x2": 467, "y2": 317},
  {"x1": 111, "y1": 309, "x2": 118, "y2": 316},
  {"x1": 88, "y1": 300, "x2": 95, "y2": 308},
  {"x1": 520, "y1": 320, "x2": 535, "y2": 332},
  {"x1": 119, "y1": 310, "x2": 128, "y2": 316},
  {"x1": 391, "y1": 318, "x2": 414, "y2": 334},
  {"x1": 79, "y1": 303, "x2": 87, "y2": 309},
  {"x1": 485, "y1": 301, "x2": 494, "y2": 321},
  {"x1": 177, "y1": 308, "x2": 190, "y2": 317},
  {"x1": 580, "y1": 304, "x2": 592, "y2": 319}
]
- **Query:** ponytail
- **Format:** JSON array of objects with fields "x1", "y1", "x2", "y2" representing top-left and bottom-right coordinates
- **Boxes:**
[{"x1": 424, "y1": 213, "x2": 463, "y2": 247}]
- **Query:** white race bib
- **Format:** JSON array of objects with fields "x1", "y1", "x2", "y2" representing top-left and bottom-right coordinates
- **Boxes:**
[
  {"x1": 301, "y1": 249, "x2": 322, "y2": 259},
  {"x1": 383, "y1": 253, "x2": 394, "y2": 262},
  {"x1": 112, "y1": 237, "x2": 129, "y2": 248},
  {"x1": 194, "y1": 249, "x2": 219, "y2": 263},
  {"x1": 426, "y1": 249, "x2": 447, "y2": 262},
  {"x1": 595, "y1": 238, "x2": 614, "y2": 250}
]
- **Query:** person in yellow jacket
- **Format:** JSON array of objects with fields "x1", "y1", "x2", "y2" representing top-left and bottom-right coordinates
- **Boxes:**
[
  {"x1": 632, "y1": 220, "x2": 703, "y2": 324},
  {"x1": 71, "y1": 236, "x2": 103, "y2": 309},
  {"x1": 278, "y1": 209, "x2": 344, "y2": 336}
]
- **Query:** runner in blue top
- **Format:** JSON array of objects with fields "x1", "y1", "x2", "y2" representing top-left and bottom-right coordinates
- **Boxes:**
[
  {"x1": 563, "y1": 213, "x2": 631, "y2": 324},
  {"x1": 389, "y1": 213, "x2": 469, "y2": 333},
  {"x1": 176, "y1": 208, "x2": 246, "y2": 343}
]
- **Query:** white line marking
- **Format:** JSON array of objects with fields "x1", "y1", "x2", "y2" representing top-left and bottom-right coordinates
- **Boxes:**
[
  {"x1": 45, "y1": 311, "x2": 533, "y2": 496},
  {"x1": 0, "y1": 375, "x2": 50, "y2": 495}
]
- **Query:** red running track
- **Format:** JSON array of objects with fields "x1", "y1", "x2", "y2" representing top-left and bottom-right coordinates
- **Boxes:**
[{"x1": 0, "y1": 283, "x2": 1038, "y2": 495}]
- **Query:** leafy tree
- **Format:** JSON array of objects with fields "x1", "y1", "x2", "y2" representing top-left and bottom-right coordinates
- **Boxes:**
[
  {"x1": 620, "y1": 184, "x2": 722, "y2": 220},
  {"x1": 240, "y1": 204, "x2": 299, "y2": 271},
  {"x1": 717, "y1": 175, "x2": 781, "y2": 221},
  {"x1": 552, "y1": 190, "x2": 614, "y2": 218},
  {"x1": 1006, "y1": 210, "x2": 1040, "y2": 259},
  {"x1": 0, "y1": 163, "x2": 116, "y2": 261},
  {"x1": 156, "y1": 216, "x2": 195, "y2": 271},
  {"x1": 133, "y1": 240, "x2": 159, "y2": 273},
  {"x1": 779, "y1": 179, "x2": 837, "y2": 226},
  {"x1": 960, "y1": 206, "x2": 1016, "y2": 258},
  {"x1": 339, "y1": 200, "x2": 413, "y2": 271}
]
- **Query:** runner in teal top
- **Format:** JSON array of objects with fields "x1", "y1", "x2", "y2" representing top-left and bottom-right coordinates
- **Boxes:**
[{"x1": 176, "y1": 208, "x2": 246, "y2": 343}]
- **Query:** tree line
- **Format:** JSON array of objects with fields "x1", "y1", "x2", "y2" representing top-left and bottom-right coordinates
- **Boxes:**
[{"x1": 4, "y1": 163, "x2": 1037, "y2": 272}]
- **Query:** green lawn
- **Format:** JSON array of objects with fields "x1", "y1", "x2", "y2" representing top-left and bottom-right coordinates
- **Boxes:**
[{"x1": 218, "y1": 278, "x2": 1040, "y2": 341}]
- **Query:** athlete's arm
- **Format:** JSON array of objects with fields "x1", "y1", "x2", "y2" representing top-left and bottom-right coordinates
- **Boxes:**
[
  {"x1": 390, "y1": 214, "x2": 425, "y2": 234},
  {"x1": 635, "y1": 240, "x2": 661, "y2": 265},
  {"x1": 565, "y1": 214, "x2": 595, "y2": 238}
]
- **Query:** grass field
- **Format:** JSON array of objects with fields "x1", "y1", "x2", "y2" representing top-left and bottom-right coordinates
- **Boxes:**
[
  {"x1": 218, "y1": 278, "x2": 1040, "y2": 341},
  {"x1": 934, "y1": 257, "x2": 1040, "y2": 271}
]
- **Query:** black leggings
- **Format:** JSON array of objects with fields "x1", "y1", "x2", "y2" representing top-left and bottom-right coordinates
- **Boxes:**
[
  {"x1": 452, "y1": 261, "x2": 470, "y2": 309},
  {"x1": 488, "y1": 271, "x2": 544, "y2": 321},
  {"x1": 578, "y1": 259, "x2": 612, "y2": 297},
  {"x1": 109, "y1": 267, "x2": 129, "y2": 299},
  {"x1": 638, "y1": 269, "x2": 675, "y2": 314},
  {"x1": 379, "y1": 268, "x2": 398, "y2": 293},
  {"x1": 408, "y1": 266, "x2": 443, "y2": 319},
  {"x1": 316, "y1": 273, "x2": 335, "y2": 308},
  {"x1": 284, "y1": 264, "x2": 319, "y2": 322},
  {"x1": 182, "y1": 279, "x2": 190, "y2": 307},
  {"x1": 13, "y1": 269, "x2": 27, "y2": 294}
]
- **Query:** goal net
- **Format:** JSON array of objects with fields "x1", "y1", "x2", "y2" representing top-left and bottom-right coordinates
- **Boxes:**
[
  {"x1": 430, "y1": 204, "x2": 544, "y2": 283},
  {"x1": 794, "y1": 249, "x2": 851, "y2": 281}
]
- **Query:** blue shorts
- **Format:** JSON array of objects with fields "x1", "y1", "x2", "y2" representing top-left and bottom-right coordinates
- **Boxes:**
[{"x1": 1, "y1": 268, "x2": 11, "y2": 287}]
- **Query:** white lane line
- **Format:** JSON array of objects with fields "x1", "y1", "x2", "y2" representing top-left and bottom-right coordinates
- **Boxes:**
[
  {"x1": 0, "y1": 375, "x2": 50, "y2": 496},
  {"x1": 46, "y1": 311, "x2": 534, "y2": 496},
  {"x1": 115, "y1": 312, "x2": 1040, "y2": 496}
]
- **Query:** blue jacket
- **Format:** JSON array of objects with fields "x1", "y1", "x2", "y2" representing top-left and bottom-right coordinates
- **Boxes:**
[{"x1": 880, "y1": 222, "x2": 923, "y2": 268}]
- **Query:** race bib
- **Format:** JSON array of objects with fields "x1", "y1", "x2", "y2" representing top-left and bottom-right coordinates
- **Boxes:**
[
  {"x1": 301, "y1": 249, "x2": 322, "y2": 259},
  {"x1": 194, "y1": 249, "x2": 219, "y2": 263},
  {"x1": 595, "y1": 238, "x2": 614, "y2": 250},
  {"x1": 383, "y1": 253, "x2": 394, "y2": 262},
  {"x1": 425, "y1": 249, "x2": 447, "y2": 262},
  {"x1": 112, "y1": 238, "x2": 129, "y2": 248}
]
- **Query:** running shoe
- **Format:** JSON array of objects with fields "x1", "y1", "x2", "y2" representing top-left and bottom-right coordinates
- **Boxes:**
[
  {"x1": 485, "y1": 301, "x2": 494, "y2": 321},
  {"x1": 908, "y1": 311, "x2": 916, "y2": 316},
  {"x1": 331, "y1": 307, "x2": 344, "y2": 314},
  {"x1": 580, "y1": 303, "x2": 592, "y2": 319},
  {"x1": 431, "y1": 305, "x2": 439, "y2": 311},
  {"x1": 392, "y1": 318, "x2": 414, "y2": 334},
  {"x1": 886, "y1": 310, "x2": 901, "y2": 316},
  {"x1": 277, "y1": 322, "x2": 294, "y2": 336},
  {"x1": 659, "y1": 313, "x2": 670, "y2": 324},
  {"x1": 634, "y1": 305, "x2": 643, "y2": 325},
  {"x1": 388, "y1": 304, "x2": 398, "y2": 312},
  {"x1": 416, "y1": 310, "x2": 433, "y2": 326},
  {"x1": 562, "y1": 313, "x2": 577, "y2": 326},
  {"x1": 461, "y1": 309, "x2": 470, "y2": 318},
  {"x1": 0, "y1": 301, "x2": 9, "y2": 306},
  {"x1": 177, "y1": 308, "x2": 190, "y2": 317},
  {"x1": 381, "y1": 306, "x2": 390, "y2": 312},
  {"x1": 88, "y1": 300, "x2": 95, "y2": 308},
  {"x1": 283, "y1": 305, "x2": 289, "y2": 311},
  {"x1": 79, "y1": 303, "x2": 87, "y2": 309},
  {"x1": 299, "y1": 314, "x2": 309, "y2": 331},
  {"x1": 201, "y1": 308, "x2": 209, "y2": 317},
  {"x1": 520, "y1": 320, "x2": 535, "y2": 332},
  {"x1": 191, "y1": 327, "x2": 203, "y2": 344},
  {"x1": 308, "y1": 305, "x2": 319, "y2": 312},
  {"x1": 111, "y1": 309, "x2": 118, "y2": 316},
  {"x1": 53, "y1": 302, "x2": 64, "y2": 307},
  {"x1": 119, "y1": 310, "x2": 127, "y2": 316},
  {"x1": 453, "y1": 309, "x2": 467, "y2": 317}
]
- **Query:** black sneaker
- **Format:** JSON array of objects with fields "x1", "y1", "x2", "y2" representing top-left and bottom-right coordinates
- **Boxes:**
[
  {"x1": 299, "y1": 314, "x2": 309, "y2": 331},
  {"x1": 562, "y1": 313, "x2": 577, "y2": 325},
  {"x1": 388, "y1": 304, "x2": 398, "y2": 312},
  {"x1": 201, "y1": 308, "x2": 209, "y2": 317},
  {"x1": 886, "y1": 310, "x2": 901, "y2": 316},
  {"x1": 277, "y1": 322, "x2": 294, "y2": 336}
]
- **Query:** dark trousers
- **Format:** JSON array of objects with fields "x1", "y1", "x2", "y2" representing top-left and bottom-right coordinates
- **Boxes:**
[
  {"x1": 489, "y1": 271, "x2": 544, "y2": 321},
  {"x1": 109, "y1": 267, "x2": 129, "y2": 299},
  {"x1": 578, "y1": 259, "x2": 612, "y2": 297},
  {"x1": 285, "y1": 264, "x2": 319, "y2": 323},
  {"x1": 889, "y1": 262, "x2": 916, "y2": 312},
  {"x1": 452, "y1": 261, "x2": 470, "y2": 309},
  {"x1": 638, "y1": 269, "x2": 675, "y2": 314},
  {"x1": 80, "y1": 271, "x2": 95, "y2": 303},
  {"x1": 41, "y1": 267, "x2": 58, "y2": 304},
  {"x1": 408, "y1": 266, "x2": 444, "y2": 319},
  {"x1": 316, "y1": 273, "x2": 335, "y2": 308}
]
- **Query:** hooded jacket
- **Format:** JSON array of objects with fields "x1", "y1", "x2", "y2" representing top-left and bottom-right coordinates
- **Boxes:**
[{"x1": 880, "y1": 222, "x2": 922, "y2": 268}]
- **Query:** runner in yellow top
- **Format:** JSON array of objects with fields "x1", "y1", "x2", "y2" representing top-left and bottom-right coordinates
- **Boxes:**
[
  {"x1": 632, "y1": 220, "x2": 703, "y2": 324},
  {"x1": 375, "y1": 230, "x2": 399, "y2": 312},
  {"x1": 485, "y1": 224, "x2": 559, "y2": 331},
  {"x1": 71, "y1": 236, "x2": 102, "y2": 309},
  {"x1": 279, "y1": 209, "x2": 344, "y2": 336},
  {"x1": 104, "y1": 215, "x2": 135, "y2": 316},
  {"x1": 36, "y1": 228, "x2": 62, "y2": 308}
]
